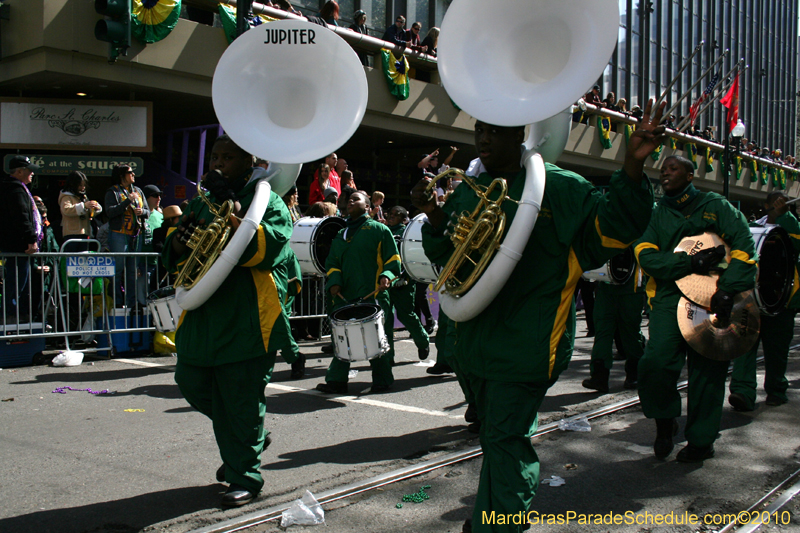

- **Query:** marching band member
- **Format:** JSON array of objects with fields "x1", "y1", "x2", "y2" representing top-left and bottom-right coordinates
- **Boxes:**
[
  {"x1": 384, "y1": 205, "x2": 430, "y2": 361},
  {"x1": 729, "y1": 191, "x2": 800, "y2": 410},
  {"x1": 582, "y1": 250, "x2": 646, "y2": 392},
  {"x1": 635, "y1": 155, "x2": 756, "y2": 463},
  {"x1": 163, "y1": 135, "x2": 296, "y2": 507},
  {"x1": 412, "y1": 100, "x2": 661, "y2": 532},
  {"x1": 315, "y1": 191, "x2": 400, "y2": 394}
]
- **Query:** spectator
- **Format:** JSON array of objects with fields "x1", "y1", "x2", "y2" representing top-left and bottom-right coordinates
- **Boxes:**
[
  {"x1": 273, "y1": 0, "x2": 302, "y2": 16},
  {"x1": 335, "y1": 157, "x2": 348, "y2": 178},
  {"x1": 309, "y1": 153, "x2": 341, "y2": 204},
  {"x1": 341, "y1": 169, "x2": 356, "y2": 191},
  {"x1": 282, "y1": 186, "x2": 302, "y2": 223},
  {"x1": 418, "y1": 146, "x2": 458, "y2": 175},
  {"x1": 105, "y1": 164, "x2": 149, "y2": 308},
  {"x1": 370, "y1": 191, "x2": 385, "y2": 222},
  {"x1": 309, "y1": 163, "x2": 333, "y2": 205},
  {"x1": 617, "y1": 98, "x2": 628, "y2": 114},
  {"x1": 383, "y1": 15, "x2": 408, "y2": 50},
  {"x1": 306, "y1": 201, "x2": 338, "y2": 218},
  {"x1": 421, "y1": 27, "x2": 439, "y2": 57},
  {"x1": 323, "y1": 187, "x2": 340, "y2": 215},
  {"x1": 142, "y1": 184, "x2": 164, "y2": 294},
  {"x1": 31, "y1": 196, "x2": 58, "y2": 320},
  {"x1": 0, "y1": 156, "x2": 42, "y2": 321},
  {"x1": 604, "y1": 92, "x2": 620, "y2": 112},
  {"x1": 152, "y1": 205, "x2": 182, "y2": 255},
  {"x1": 584, "y1": 85, "x2": 604, "y2": 107},
  {"x1": 59, "y1": 170, "x2": 103, "y2": 252},
  {"x1": 630, "y1": 105, "x2": 644, "y2": 120},
  {"x1": 255, "y1": 158, "x2": 269, "y2": 169},
  {"x1": 405, "y1": 21, "x2": 428, "y2": 53},
  {"x1": 349, "y1": 10, "x2": 369, "y2": 66},
  {"x1": 318, "y1": 1, "x2": 340, "y2": 26}
]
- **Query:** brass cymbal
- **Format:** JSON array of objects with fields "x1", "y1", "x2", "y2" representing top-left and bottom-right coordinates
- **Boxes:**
[
  {"x1": 677, "y1": 291, "x2": 760, "y2": 360},
  {"x1": 674, "y1": 232, "x2": 731, "y2": 308}
]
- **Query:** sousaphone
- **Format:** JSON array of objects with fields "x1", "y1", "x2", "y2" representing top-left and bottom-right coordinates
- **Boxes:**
[
  {"x1": 175, "y1": 20, "x2": 368, "y2": 310},
  {"x1": 433, "y1": 0, "x2": 620, "y2": 322}
]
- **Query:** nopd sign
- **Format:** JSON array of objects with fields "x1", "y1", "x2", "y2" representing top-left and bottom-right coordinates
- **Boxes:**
[{"x1": 66, "y1": 256, "x2": 116, "y2": 277}]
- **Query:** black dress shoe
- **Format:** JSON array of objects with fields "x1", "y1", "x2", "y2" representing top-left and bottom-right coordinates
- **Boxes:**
[
  {"x1": 363, "y1": 384, "x2": 391, "y2": 394},
  {"x1": 765, "y1": 394, "x2": 788, "y2": 406},
  {"x1": 315, "y1": 382, "x2": 348, "y2": 394},
  {"x1": 463, "y1": 518, "x2": 472, "y2": 533},
  {"x1": 728, "y1": 392, "x2": 755, "y2": 411},
  {"x1": 418, "y1": 345, "x2": 430, "y2": 360},
  {"x1": 464, "y1": 403, "x2": 478, "y2": 423},
  {"x1": 581, "y1": 376, "x2": 609, "y2": 393},
  {"x1": 424, "y1": 319, "x2": 437, "y2": 335},
  {"x1": 467, "y1": 421, "x2": 481, "y2": 434},
  {"x1": 321, "y1": 344, "x2": 335, "y2": 354},
  {"x1": 653, "y1": 418, "x2": 679, "y2": 459},
  {"x1": 623, "y1": 378, "x2": 638, "y2": 390},
  {"x1": 222, "y1": 484, "x2": 256, "y2": 507},
  {"x1": 426, "y1": 361, "x2": 454, "y2": 375},
  {"x1": 290, "y1": 368, "x2": 305, "y2": 379},
  {"x1": 676, "y1": 443, "x2": 715, "y2": 463}
]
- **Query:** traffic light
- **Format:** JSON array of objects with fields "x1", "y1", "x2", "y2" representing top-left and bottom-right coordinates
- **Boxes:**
[{"x1": 94, "y1": 0, "x2": 131, "y2": 62}]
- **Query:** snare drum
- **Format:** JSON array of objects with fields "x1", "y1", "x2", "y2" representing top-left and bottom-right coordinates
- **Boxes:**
[
  {"x1": 400, "y1": 213, "x2": 442, "y2": 284},
  {"x1": 751, "y1": 225, "x2": 795, "y2": 316},
  {"x1": 290, "y1": 216, "x2": 347, "y2": 275},
  {"x1": 146, "y1": 288, "x2": 184, "y2": 332},
  {"x1": 330, "y1": 303, "x2": 390, "y2": 362},
  {"x1": 582, "y1": 247, "x2": 636, "y2": 285}
]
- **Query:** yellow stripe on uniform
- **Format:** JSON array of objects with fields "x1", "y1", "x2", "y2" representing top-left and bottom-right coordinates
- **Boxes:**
[
  {"x1": 790, "y1": 267, "x2": 800, "y2": 303},
  {"x1": 374, "y1": 242, "x2": 385, "y2": 291},
  {"x1": 251, "y1": 270, "x2": 283, "y2": 352},
  {"x1": 634, "y1": 242, "x2": 659, "y2": 262},
  {"x1": 548, "y1": 248, "x2": 584, "y2": 378},
  {"x1": 645, "y1": 277, "x2": 657, "y2": 309},
  {"x1": 241, "y1": 225, "x2": 267, "y2": 267},
  {"x1": 595, "y1": 216, "x2": 631, "y2": 249},
  {"x1": 730, "y1": 250, "x2": 756, "y2": 264},
  {"x1": 327, "y1": 267, "x2": 341, "y2": 276},
  {"x1": 385, "y1": 254, "x2": 400, "y2": 265}
]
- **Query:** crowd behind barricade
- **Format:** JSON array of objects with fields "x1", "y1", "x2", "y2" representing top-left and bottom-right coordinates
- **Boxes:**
[{"x1": 575, "y1": 85, "x2": 800, "y2": 170}]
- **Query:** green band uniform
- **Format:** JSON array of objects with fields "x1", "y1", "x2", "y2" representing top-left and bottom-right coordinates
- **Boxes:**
[{"x1": 387, "y1": 222, "x2": 430, "y2": 354}]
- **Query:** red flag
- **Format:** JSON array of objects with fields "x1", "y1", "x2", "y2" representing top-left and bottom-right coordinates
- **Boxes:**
[{"x1": 720, "y1": 72, "x2": 739, "y2": 131}]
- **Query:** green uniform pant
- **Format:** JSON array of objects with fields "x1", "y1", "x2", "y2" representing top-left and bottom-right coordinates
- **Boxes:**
[
  {"x1": 175, "y1": 354, "x2": 276, "y2": 494},
  {"x1": 638, "y1": 304, "x2": 729, "y2": 448},
  {"x1": 730, "y1": 309, "x2": 795, "y2": 408},
  {"x1": 436, "y1": 310, "x2": 474, "y2": 404},
  {"x1": 590, "y1": 284, "x2": 645, "y2": 378},
  {"x1": 467, "y1": 373, "x2": 550, "y2": 533},
  {"x1": 325, "y1": 298, "x2": 394, "y2": 388},
  {"x1": 390, "y1": 283, "x2": 429, "y2": 350}
]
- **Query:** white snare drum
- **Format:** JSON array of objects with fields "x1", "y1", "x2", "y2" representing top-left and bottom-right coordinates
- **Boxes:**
[
  {"x1": 147, "y1": 288, "x2": 184, "y2": 332},
  {"x1": 400, "y1": 213, "x2": 442, "y2": 284},
  {"x1": 290, "y1": 216, "x2": 347, "y2": 275},
  {"x1": 582, "y1": 247, "x2": 636, "y2": 285},
  {"x1": 751, "y1": 225, "x2": 795, "y2": 316},
  {"x1": 330, "y1": 303, "x2": 390, "y2": 362}
]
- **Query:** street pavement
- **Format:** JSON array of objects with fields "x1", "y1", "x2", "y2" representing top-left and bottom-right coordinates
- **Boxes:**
[{"x1": 1, "y1": 314, "x2": 799, "y2": 533}]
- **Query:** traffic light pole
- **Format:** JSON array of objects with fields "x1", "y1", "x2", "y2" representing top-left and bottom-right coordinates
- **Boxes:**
[{"x1": 236, "y1": 0, "x2": 255, "y2": 38}]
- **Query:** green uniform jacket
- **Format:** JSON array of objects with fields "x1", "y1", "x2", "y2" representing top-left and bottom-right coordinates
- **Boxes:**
[
  {"x1": 325, "y1": 215, "x2": 401, "y2": 308},
  {"x1": 162, "y1": 171, "x2": 294, "y2": 366},
  {"x1": 422, "y1": 163, "x2": 654, "y2": 383},
  {"x1": 634, "y1": 191, "x2": 757, "y2": 309},
  {"x1": 756, "y1": 212, "x2": 800, "y2": 309}
]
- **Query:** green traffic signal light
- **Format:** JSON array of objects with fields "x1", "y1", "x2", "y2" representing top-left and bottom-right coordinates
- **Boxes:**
[{"x1": 94, "y1": 0, "x2": 131, "y2": 61}]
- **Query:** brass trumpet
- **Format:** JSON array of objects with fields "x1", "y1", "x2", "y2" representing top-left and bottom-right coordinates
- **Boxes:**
[
  {"x1": 173, "y1": 181, "x2": 235, "y2": 290},
  {"x1": 425, "y1": 169, "x2": 517, "y2": 296}
]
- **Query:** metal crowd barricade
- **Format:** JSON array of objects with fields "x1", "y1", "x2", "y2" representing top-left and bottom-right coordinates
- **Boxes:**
[{"x1": 1, "y1": 248, "x2": 331, "y2": 363}]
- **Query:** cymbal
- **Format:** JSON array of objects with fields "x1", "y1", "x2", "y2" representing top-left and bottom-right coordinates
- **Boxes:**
[
  {"x1": 674, "y1": 232, "x2": 731, "y2": 307},
  {"x1": 677, "y1": 291, "x2": 760, "y2": 360}
]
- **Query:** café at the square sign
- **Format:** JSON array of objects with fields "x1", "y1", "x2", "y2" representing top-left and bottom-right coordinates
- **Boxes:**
[{"x1": 0, "y1": 98, "x2": 152, "y2": 152}]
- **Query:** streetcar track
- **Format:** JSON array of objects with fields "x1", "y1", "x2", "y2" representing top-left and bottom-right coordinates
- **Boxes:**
[{"x1": 718, "y1": 467, "x2": 800, "y2": 533}]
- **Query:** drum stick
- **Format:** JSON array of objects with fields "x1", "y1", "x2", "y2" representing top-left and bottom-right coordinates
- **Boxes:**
[{"x1": 766, "y1": 197, "x2": 800, "y2": 212}]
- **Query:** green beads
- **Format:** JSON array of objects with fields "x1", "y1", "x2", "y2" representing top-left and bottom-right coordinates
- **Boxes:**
[{"x1": 399, "y1": 485, "x2": 432, "y2": 505}]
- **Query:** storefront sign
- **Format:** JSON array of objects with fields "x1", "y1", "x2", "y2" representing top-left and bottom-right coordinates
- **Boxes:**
[
  {"x1": 2, "y1": 155, "x2": 144, "y2": 176},
  {"x1": 0, "y1": 98, "x2": 153, "y2": 152}
]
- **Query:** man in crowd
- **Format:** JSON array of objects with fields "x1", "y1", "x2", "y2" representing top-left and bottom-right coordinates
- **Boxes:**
[
  {"x1": 412, "y1": 100, "x2": 663, "y2": 532},
  {"x1": 0, "y1": 156, "x2": 43, "y2": 321},
  {"x1": 635, "y1": 155, "x2": 756, "y2": 463}
]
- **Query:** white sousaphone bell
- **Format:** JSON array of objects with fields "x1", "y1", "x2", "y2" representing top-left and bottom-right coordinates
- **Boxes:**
[
  {"x1": 433, "y1": 0, "x2": 620, "y2": 322},
  {"x1": 176, "y1": 20, "x2": 368, "y2": 310}
]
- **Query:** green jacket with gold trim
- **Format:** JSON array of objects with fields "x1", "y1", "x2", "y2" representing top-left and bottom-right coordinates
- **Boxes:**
[
  {"x1": 634, "y1": 190, "x2": 757, "y2": 310},
  {"x1": 325, "y1": 215, "x2": 401, "y2": 310},
  {"x1": 422, "y1": 163, "x2": 654, "y2": 384},
  {"x1": 162, "y1": 170, "x2": 294, "y2": 366}
]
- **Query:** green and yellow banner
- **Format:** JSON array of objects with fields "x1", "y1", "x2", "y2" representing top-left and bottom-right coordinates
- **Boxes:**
[
  {"x1": 704, "y1": 146, "x2": 714, "y2": 173},
  {"x1": 218, "y1": 4, "x2": 276, "y2": 44},
  {"x1": 597, "y1": 116, "x2": 612, "y2": 149},
  {"x1": 686, "y1": 143, "x2": 698, "y2": 169},
  {"x1": 381, "y1": 49, "x2": 410, "y2": 101},
  {"x1": 132, "y1": 0, "x2": 181, "y2": 43}
]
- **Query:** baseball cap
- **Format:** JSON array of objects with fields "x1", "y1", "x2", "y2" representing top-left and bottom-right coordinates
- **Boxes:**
[
  {"x1": 8, "y1": 156, "x2": 40, "y2": 172},
  {"x1": 142, "y1": 184, "x2": 163, "y2": 198}
]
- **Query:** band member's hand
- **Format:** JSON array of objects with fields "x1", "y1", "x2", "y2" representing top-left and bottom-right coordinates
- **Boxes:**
[
  {"x1": 203, "y1": 170, "x2": 236, "y2": 203},
  {"x1": 378, "y1": 276, "x2": 391, "y2": 291},
  {"x1": 25, "y1": 242, "x2": 38, "y2": 254},
  {"x1": 330, "y1": 285, "x2": 343, "y2": 300},
  {"x1": 172, "y1": 212, "x2": 205, "y2": 255},
  {"x1": 710, "y1": 290, "x2": 735, "y2": 322},
  {"x1": 690, "y1": 245, "x2": 726, "y2": 274},
  {"x1": 410, "y1": 178, "x2": 438, "y2": 214},
  {"x1": 770, "y1": 196, "x2": 789, "y2": 217},
  {"x1": 624, "y1": 98, "x2": 667, "y2": 178}
]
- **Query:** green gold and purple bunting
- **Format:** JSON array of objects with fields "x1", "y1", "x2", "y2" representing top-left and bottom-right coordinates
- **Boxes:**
[
  {"x1": 748, "y1": 159, "x2": 758, "y2": 182},
  {"x1": 651, "y1": 144, "x2": 663, "y2": 161},
  {"x1": 686, "y1": 144, "x2": 698, "y2": 169},
  {"x1": 132, "y1": 0, "x2": 181, "y2": 43},
  {"x1": 624, "y1": 124, "x2": 635, "y2": 146},
  {"x1": 704, "y1": 146, "x2": 714, "y2": 172},
  {"x1": 597, "y1": 116, "x2": 612, "y2": 149},
  {"x1": 735, "y1": 156, "x2": 742, "y2": 181},
  {"x1": 779, "y1": 168, "x2": 786, "y2": 189},
  {"x1": 381, "y1": 49, "x2": 410, "y2": 101}
]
